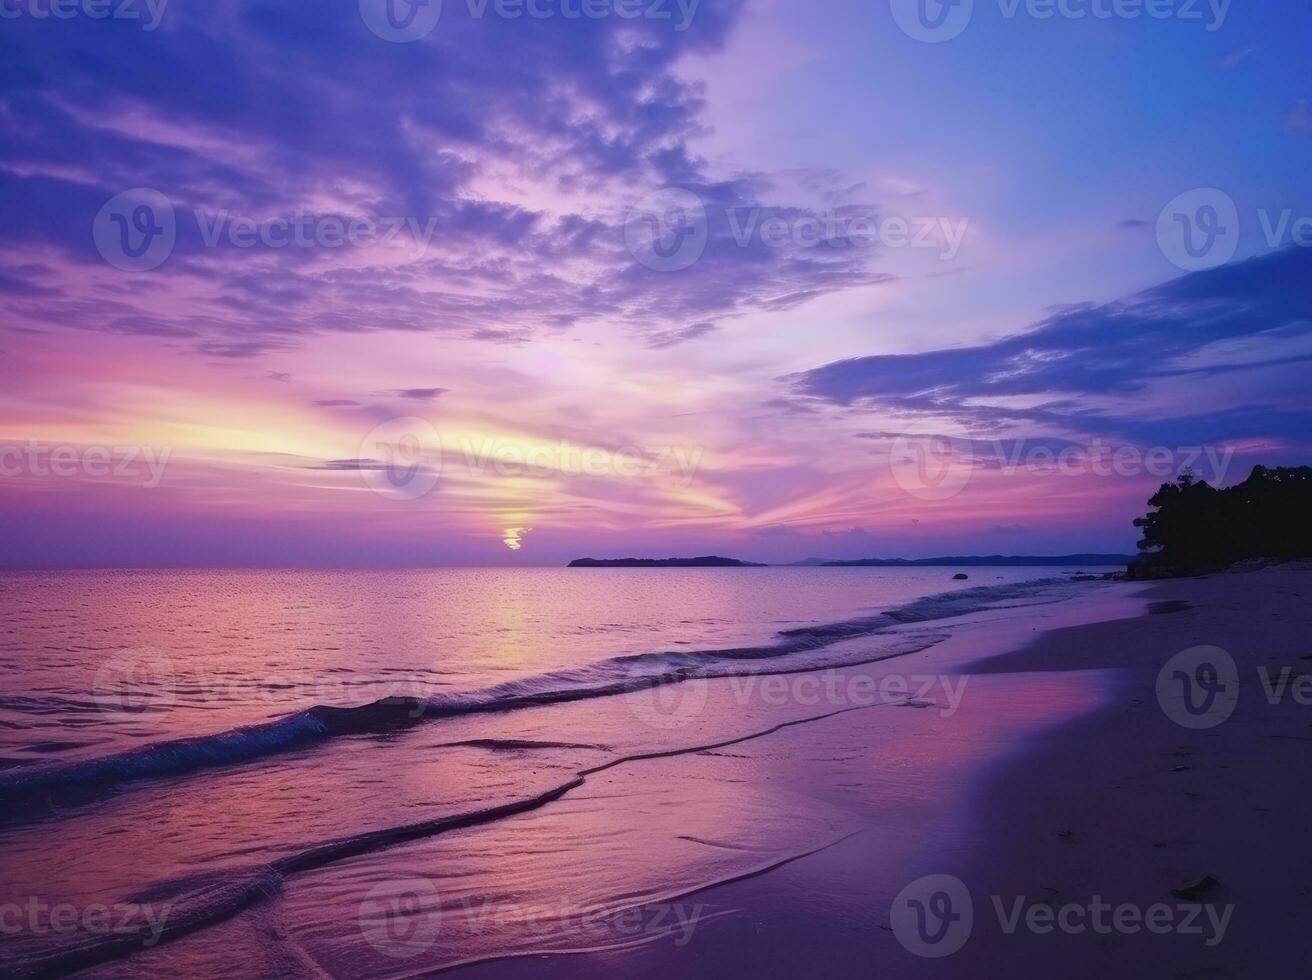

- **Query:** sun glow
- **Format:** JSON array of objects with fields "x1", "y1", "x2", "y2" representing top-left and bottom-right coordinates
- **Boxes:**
[{"x1": 502, "y1": 527, "x2": 532, "y2": 551}]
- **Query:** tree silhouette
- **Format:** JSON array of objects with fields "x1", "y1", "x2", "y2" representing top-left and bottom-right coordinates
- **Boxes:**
[{"x1": 1131, "y1": 465, "x2": 1312, "y2": 576}]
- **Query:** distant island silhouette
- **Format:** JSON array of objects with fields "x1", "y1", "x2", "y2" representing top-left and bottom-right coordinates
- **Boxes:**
[
  {"x1": 568, "y1": 555, "x2": 1133, "y2": 568},
  {"x1": 1130, "y1": 465, "x2": 1312, "y2": 578},
  {"x1": 800, "y1": 555, "x2": 1134, "y2": 567},
  {"x1": 568, "y1": 557, "x2": 767, "y2": 568}
]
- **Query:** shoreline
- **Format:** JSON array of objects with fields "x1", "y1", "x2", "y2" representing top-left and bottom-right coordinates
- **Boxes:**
[
  {"x1": 12, "y1": 570, "x2": 1304, "y2": 977},
  {"x1": 0, "y1": 572, "x2": 1108, "y2": 979},
  {"x1": 448, "y1": 567, "x2": 1311, "y2": 979}
]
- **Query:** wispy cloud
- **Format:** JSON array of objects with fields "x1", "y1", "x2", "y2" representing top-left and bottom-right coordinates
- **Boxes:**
[
  {"x1": 392, "y1": 388, "x2": 449, "y2": 401},
  {"x1": 791, "y1": 246, "x2": 1312, "y2": 449}
]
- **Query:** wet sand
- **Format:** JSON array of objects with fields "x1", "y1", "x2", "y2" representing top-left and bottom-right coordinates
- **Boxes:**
[{"x1": 451, "y1": 566, "x2": 1311, "y2": 979}]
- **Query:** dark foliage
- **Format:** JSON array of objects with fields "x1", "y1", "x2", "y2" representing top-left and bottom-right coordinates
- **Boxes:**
[{"x1": 1129, "y1": 465, "x2": 1312, "y2": 577}]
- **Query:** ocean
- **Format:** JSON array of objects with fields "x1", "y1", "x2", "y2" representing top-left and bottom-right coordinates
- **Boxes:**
[{"x1": 0, "y1": 567, "x2": 1104, "y2": 977}]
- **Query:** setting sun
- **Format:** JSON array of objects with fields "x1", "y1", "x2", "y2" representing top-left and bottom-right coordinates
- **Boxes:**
[{"x1": 502, "y1": 527, "x2": 532, "y2": 551}]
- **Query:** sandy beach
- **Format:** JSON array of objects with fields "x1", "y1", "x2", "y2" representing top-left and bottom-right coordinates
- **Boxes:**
[
  {"x1": 447, "y1": 566, "x2": 1312, "y2": 979},
  {"x1": 954, "y1": 565, "x2": 1312, "y2": 978},
  {"x1": 4, "y1": 567, "x2": 1308, "y2": 979}
]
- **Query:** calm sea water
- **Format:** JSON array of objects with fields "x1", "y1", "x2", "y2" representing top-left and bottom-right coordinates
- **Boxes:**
[{"x1": 0, "y1": 567, "x2": 1102, "y2": 977}]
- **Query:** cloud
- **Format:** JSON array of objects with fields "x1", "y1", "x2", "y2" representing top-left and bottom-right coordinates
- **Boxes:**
[
  {"x1": 392, "y1": 387, "x2": 449, "y2": 401},
  {"x1": 751, "y1": 525, "x2": 799, "y2": 538},
  {"x1": 0, "y1": 0, "x2": 898, "y2": 359},
  {"x1": 0, "y1": 265, "x2": 61, "y2": 298},
  {"x1": 790, "y1": 246, "x2": 1312, "y2": 448},
  {"x1": 646, "y1": 321, "x2": 717, "y2": 349},
  {"x1": 196, "y1": 340, "x2": 291, "y2": 359},
  {"x1": 318, "y1": 459, "x2": 386, "y2": 471}
]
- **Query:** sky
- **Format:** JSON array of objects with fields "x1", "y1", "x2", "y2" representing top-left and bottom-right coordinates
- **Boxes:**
[{"x1": 0, "y1": 0, "x2": 1310, "y2": 566}]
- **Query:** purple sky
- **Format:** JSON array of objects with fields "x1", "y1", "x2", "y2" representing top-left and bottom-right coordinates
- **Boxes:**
[{"x1": 1, "y1": 0, "x2": 1310, "y2": 566}]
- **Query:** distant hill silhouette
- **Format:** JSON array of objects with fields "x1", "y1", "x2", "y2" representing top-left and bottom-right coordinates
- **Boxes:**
[
  {"x1": 568, "y1": 557, "x2": 766, "y2": 568},
  {"x1": 1130, "y1": 465, "x2": 1312, "y2": 578},
  {"x1": 810, "y1": 555, "x2": 1133, "y2": 567}
]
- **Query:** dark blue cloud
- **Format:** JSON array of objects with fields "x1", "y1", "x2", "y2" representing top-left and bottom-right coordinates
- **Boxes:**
[{"x1": 792, "y1": 246, "x2": 1312, "y2": 448}]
